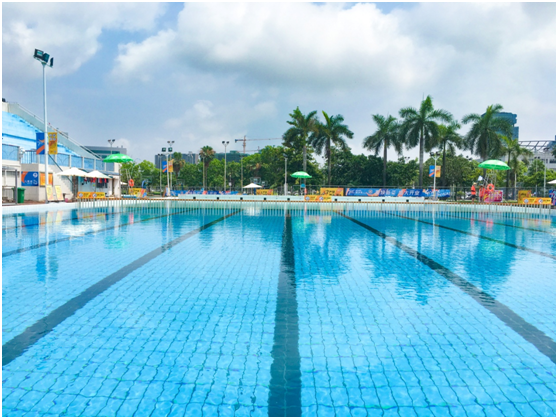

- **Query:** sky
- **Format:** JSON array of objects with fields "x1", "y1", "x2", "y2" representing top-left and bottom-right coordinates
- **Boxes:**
[{"x1": 2, "y1": 2, "x2": 556, "y2": 164}]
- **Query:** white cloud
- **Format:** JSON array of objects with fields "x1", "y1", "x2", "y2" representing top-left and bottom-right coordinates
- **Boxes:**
[{"x1": 2, "y1": 3, "x2": 166, "y2": 81}]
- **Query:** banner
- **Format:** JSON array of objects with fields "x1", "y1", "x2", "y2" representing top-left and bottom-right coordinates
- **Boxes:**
[
  {"x1": 304, "y1": 195, "x2": 332, "y2": 202},
  {"x1": 168, "y1": 159, "x2": 174, "y2": 173},
  {"x1": 36, "y1": 132, "x2": 45, "y2": 154},
  {"x1": 345, "y1": 188, "x2": 382, "y2": 197},
  {"x1": 129, "y1": 188, "x2": 147, "y2": 198},
  {"x1": 320, "y1": 187, "x2": 344, "y2": 196},
  {"x1": 550, "y1": 190, "x2": 556, "y2": 206},
  {"x1": 21, "y1": 171, "x2": 39, "y2": 186},
  {"x1": 48, "y1": 132, "x2": 58, "y2": 154},
  {"x1": 46, "y1": 185, "x2": 55, "y2": 201},
  {"x1": 163, "y1": 160, "x2": 173, "y2": 173},
  {"x1": 55, "y1": 186, "x2": 64, "y2": 201},
  {"x1": 522, "y1": 197, "x2": 552, "y2": 205},
  {"x1": 429, "y1": 165, "x2": 441, "y2": 178},
  {"x1": 483, "y1": 190, "x2": 503, "y2": 203},
  {"x1": 345, "y1": 188, "x2": 450, "y2": 198},
  {"x1": 518, "y1": 190, "x2": 531, "y2": 201},
  {"x1": 77, "y1": 192, "x2": 106, "y2": 199},
  {"x1": 256, "y1": 189, "x2": 274, "y2": 195},
  {"x1": 39, "y1": 173, "x2": 54, "y2": 186}
]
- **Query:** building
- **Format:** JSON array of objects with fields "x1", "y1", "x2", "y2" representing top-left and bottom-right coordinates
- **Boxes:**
[
  {"x1": 83, "y1": 144, "x2": 128, "y2": 160},
  {"x1": 2, "y1": 99, "x2": 120, "y2": 202},
  {"x1": 520, "y1": 139, "x2": 556, "y2": 170},
  {"x1": 214, "y1": 150, "x2": 250, "y2": 163},
  {"x1": 496, "y1": 112, "x2": 519, "y2": 140},
  {"x1": 154, "y1": 152, "x2": 198, "y2": 170}
]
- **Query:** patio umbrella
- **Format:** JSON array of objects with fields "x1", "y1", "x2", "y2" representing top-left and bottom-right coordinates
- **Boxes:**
[
  {"x1": 103, "y1": 153, "x2": 132, "y2": 196},
  {"x1": 57, "y1": 168, "x2": 95, "y2": 198},
  {"x1": 290, "y1": 171, "x2": 312, "y2": 178},
  {"x1": 478, "y1": 159, "x2": 510, "y2": 170},
  {"x1": 87, "y1": 170, "x2": 112, "y2": 196},
  {"x1": 243, "y1": 183, "x2": 262, "y2": 195},
  {"x1": 548, "y1": 179, "x2": 557, "y2": 184}
]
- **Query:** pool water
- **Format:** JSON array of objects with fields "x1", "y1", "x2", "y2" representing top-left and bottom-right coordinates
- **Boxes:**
[{"x1": 2, "y1": 204, "x2": 556, "y2": 417}]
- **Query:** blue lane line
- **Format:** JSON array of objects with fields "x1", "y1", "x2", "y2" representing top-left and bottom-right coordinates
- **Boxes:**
[
  {"x1": 338, "y1": 211, "x2": 556, "y2": 364},
  {"x1": 268, "y1": 210, "x2": 302, "y2": 417},
  {"x1": 391, "y1": 212, "x2": 555, "y2": 260},
  {"x1": 2, "y1": 210, "x2": 241, "y2": 367},
  {"x1": 2, "y1": 209, "x2": 191, "y2": 257}
]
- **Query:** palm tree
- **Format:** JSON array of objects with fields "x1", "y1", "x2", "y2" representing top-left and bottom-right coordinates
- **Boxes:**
[
  {"x1": 310, "y1": 111, "x2": 354, "y2": 186},
  {"x1": 399, "y1": 96, "x2": 452, "y2": 187},
  {"x1": 199, "y1": 146, "x2": 215, "y2": 189},
  {"x1": 461, "y1": 104, "x2": 513, "y2": 162},
  {"x1": 436, "y1": 121, "x2": 462, "y2": 187},
  {"x1": 283, "y1": 107, "x2": 318, "y2": 172},
  {"x1": 363, "y1": 114, "x2": 402, "y2": 187},
  {"x1": 502, "y1": 136, "x2": 532, "y2": 193},
  {"x1": 172, "y1": 152, "x2": 185, "y2": 174}
]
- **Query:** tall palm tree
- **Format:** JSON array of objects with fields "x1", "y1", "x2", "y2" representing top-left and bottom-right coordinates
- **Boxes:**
[
  {"x1": 399, "y1": 96, "x2": 452, "y2": 187},
  {"x1": 363, "y1": 114, "x2": 402, "y2": 187},
  {"x1": 199, "y1": 146, "x2": 215, "y2": 189},
  {"x1": 502, "y1": 136, "x2": 532, "y2": 191},
  {"x1": 172, "y1": 151, "x2": 185, "y2": 174},
  {"x1": 283, "y1": 107, "x2": 318, "y2": 172},
  {"x1": 461, "y1": 104, "x2": 513, "y2": 162},
  {"x1": 310, "y1": 111, "x2": 354, "y2": 186},
  {"x1": 436, "y1": 121, "x2": 462, "y2": 187}
]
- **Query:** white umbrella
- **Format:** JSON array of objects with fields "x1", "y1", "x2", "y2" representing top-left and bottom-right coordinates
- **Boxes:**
[
  {"x1": 548, "y1": 179, "x2": 557, "y2": 184},
  {"x1": 87, "y1": 170, "x2": 111, "y2": 179},
  {"x1": 243, "y1": 183, "x2": 262, "y2": 189},
  {"x1": 57, "y1": 167, "x2": 93, "y2": 177}
]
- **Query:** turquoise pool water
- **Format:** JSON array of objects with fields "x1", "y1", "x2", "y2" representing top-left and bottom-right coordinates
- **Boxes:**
[{"x1": 2, "y1": 203, "x2": 556, "y2": 416}]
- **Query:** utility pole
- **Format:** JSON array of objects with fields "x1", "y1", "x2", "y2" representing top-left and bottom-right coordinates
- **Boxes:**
[{"x1": 222, "y1": 140, "x2": 229, "y2": 192}]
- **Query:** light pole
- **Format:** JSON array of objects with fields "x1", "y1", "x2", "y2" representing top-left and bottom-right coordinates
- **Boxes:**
[
  {"x1": 430, "y1": 151, "x2": 440, "y2": 200},
  {"x1": 108, "y1": 139, "x2": 116, "y2": 155},
  {"x1": 167, "y1": 140, "x2": 174, "y2": 194},
  {"x1": 542, "y1": 148, "x2": 549, "y2": 196},
  {"x1": 284, "y1": 154, "x2": 288, "y2": 195},
  {"x1": 222, "y1": 140, "x2": 229, "y2": 192},
  {"x1": 34, "y1": 49, "x2": 53, "y2": 203}
]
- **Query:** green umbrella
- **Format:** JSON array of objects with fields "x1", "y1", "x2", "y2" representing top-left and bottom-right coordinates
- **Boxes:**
[
  {"x1": 103, "y1": 153, "x2": 133, "y2": 163},
  {"x1": 478, "y1": 159, "x2": 510, "y2": 171},
  {"x1": 290, "y1": 171, "x2": 312, "y2": 178}
]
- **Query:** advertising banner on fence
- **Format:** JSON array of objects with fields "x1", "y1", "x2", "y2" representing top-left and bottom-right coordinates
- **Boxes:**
[
  {"x1": 320, "y1": 188, "x2": 344, "y2": 196},
  {"x1": 483, "y1": 190, "x2": 503, "y2": 203},
  {"x1": 77, "y1": 192, "x2": 106, "y2": 199},
  {"x1": 129, "y1": 188, "x2": 147, "y2": 198},
  {"x1": 345, "y1": 188, "x2": 450, "y2": 198},
  {"x1": 550, "y1": 190, "x2": 556, "y2": 206},
  {"x1": 256, "y1": 189, "x2": 274, "y2": 195},
  {"x1": 304, "y1": 195, "x2": 332, "y2": 202},
  {"x1": 522, "y1": 197, "x2": 552, "y2": 205},
  {"x1": 345, "y1": 188, "x2": 382, "y2": 196},
  {"x1": 48, "y1": 132, "x2": 58, "y2": 155},
  {"x1": 518, "y1": 190, "x2": 531, "y2": 201}
]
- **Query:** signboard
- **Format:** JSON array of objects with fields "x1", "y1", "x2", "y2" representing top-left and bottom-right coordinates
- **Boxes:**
[
  {"x1": 550, "y1": 190, "x2": 556, "y2": 206},
  {"x1": 129, "y1": 188, "x2": 147, "y2": 198},
  {"x1": 168, "y1": 159, "x2": 174, "y2": 173},
  {"x1": 320, "y1": 188, "x2": 344, "y2": 196},
  {"x1": 36, "y1": 132, "x2": 45, "y2": 154},
  {"x1": 522, "y1": 197, "x2": 552, "y2": 205},
  {"x1": 77, "y1": 192, "x2": 106, "y2": 199},
  {"x1": 55, "y1": 186, "x2": 64, "y2": 201},
  {"x1": 256, "y1": 189, "x2": 274, "y2": 195},
  {"x1": 518, "y1": 190, "x2": 531, "y2": 201},
  {"x1": 46, "y1": 185, "x2": 55, "y2": 201},
  {"x1": 21, "y1": 171, "x2": 39, "y2": 186},
  {"x1": 48, "y1": 132, "x2": 58, "y2": 154},
  {"x1": 483, "y1": 190, "x2": 503, "y2": 203},
  {"x1": 346, "y1": 188, "x2": 382, "y2": 197},
  {"x1": 429, "y1": 165, "x2": 441, "y2": 177},
  {"x1": 345, "y1": 188, "x2": 450, "y2": 198},
  {"x1": 304, "y1": 195, "x2": 332, "y2": 202}
]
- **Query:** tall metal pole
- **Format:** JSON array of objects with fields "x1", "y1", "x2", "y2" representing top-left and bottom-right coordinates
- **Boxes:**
[
  {"x1": 433, "y1": 155, "x2": 437, "y2": 201},
  {"x1": 241, "y1": 157, "x2": 243, "y2": 194},
  {"x1": 284, "y1": 156, "x2": 288, "y2": 195},
  {"x1": 43, "y1": 63, "x2": 49, "y2": 203},
  {"x1": 223, "y1": 141, "x2": 228, "y2": 192}
]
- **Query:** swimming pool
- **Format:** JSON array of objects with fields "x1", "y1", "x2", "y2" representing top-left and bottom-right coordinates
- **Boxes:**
[{"x1": 2, "y1": 203, "x2": 556, "y2": 416}]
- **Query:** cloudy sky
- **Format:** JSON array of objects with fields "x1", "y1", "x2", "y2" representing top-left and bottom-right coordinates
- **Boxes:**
[{"x1": 2, "y1": 2, "x2": 556, "y2": 163}]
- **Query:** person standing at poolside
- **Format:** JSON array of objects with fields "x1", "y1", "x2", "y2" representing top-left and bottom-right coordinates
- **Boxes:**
[{"x1": 471, "y1": 182, "x2": 477, "y2": 201}]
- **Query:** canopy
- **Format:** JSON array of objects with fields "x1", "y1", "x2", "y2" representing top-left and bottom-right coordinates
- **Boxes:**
[
  {"x1": 87, "y1": 170, "x2": 111, "y2": 179},
  {"x1": 548, "y1": 179, "x2": 557, "y2": 185},
  {"x1": 290, "y1": 171, "x2": 312, "y2": 178},
  {"x1": 243, "y1": 183, "x2": 262, "y2": 189},
  {"x1": 478, "y1": 159, "x2": 510, "y2": 171},
  {"x1": 103, "y1": 153, "x2": 133, "y2": 163},
  {"x1": 57, "y1": 167, "x2": 93, "y2": 177}
]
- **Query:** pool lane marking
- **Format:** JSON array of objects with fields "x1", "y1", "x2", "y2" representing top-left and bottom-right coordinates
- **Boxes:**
[
  {"x1": 2, "y1": 209, "x2": 192, "y2": 258},
  {"x1": 268, "y1": 210, "x2": 302, "y2": 417},
  {"x1": 436, "y1": 213, "x2": 556, "y2": 235},
  {"x1": 390, "y1": 212, "x2": 555, "y2": 260},
  {"x1": 337, "y1": 211, "x2": 556, "y2": 364},
  {"x1": 2, "y1": 210, "x2": 241, "y2": 367}
]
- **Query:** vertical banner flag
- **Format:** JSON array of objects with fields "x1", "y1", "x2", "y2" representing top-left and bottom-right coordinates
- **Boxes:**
[
  {"x1": 48, "y1": 132, "x2": 58, "y2": 154},
  {"x1": 36, "y1": 132, "x2": 45, "y2": 155},
  {"x1": 168, "y1": 159, "x2": 174, "y2": 173},
  {"x1": 429, "y1": 165, "x2": 441, "y2": 177},
  {"x1": 162, "y1": 161, "x2": 168, "y2": 173}
]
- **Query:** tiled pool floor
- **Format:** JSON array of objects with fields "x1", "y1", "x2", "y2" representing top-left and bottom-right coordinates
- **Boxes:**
[{"x1": 2, "y1": 205, "x2": 556, "y2": 416}]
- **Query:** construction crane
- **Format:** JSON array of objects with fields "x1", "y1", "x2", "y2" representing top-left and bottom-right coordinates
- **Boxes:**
[{"x1": 234, "y1": 136, "x2": 282, "y2": 154}]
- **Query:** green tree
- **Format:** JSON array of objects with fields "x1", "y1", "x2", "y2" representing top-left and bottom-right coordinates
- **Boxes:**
[
  {"x1": 435, "y1": 121, "x2": 462, "y2": 187},
  {"x1": 283, "y1": 107, "x2": 318, "y2": 172},
  {"x1": 387, "y1": 158, "x2": 420, "y2": 187},
  {"x1": 199, "y1": 146, "x2": 216, "y2": 189},
  {"x1": 502, "y1": 136, "x2": 532, "y2": 191},
  {"x1": 461, "y1": 104, "x2": 513, "y2": 162},
  {"x1": 399, "y1": 95, "x2": 452, "y2": 187},
  {"x1": 172, "y1": 152, "x2": 185, "y2": 174},
  {"x1": 363, "y1": 114, "x2": 402, "y2": 187},
  {"x1": 310, "y1": 111, "x2": 354, "y2": 186}
]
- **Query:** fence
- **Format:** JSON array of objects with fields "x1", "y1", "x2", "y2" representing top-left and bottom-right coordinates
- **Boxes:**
[{"x1": 7, "y1": 150, "x2": 118, "y2": 174}]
